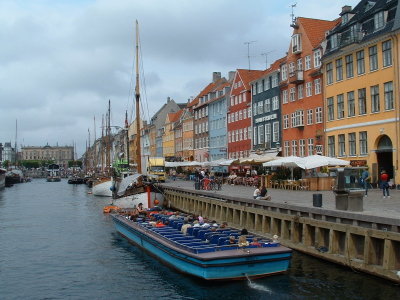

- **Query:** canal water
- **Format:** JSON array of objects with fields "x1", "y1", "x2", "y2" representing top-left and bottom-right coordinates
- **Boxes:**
[{"x1": 0, "y1": 180, "x2": 399, "y2": 300}]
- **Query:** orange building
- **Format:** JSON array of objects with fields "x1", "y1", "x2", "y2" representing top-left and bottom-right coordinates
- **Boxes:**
[{"x1": 280, "y1": 17, "x2": 338, "y2": 157}]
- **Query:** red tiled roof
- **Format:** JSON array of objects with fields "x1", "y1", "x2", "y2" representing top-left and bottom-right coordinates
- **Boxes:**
[
  {"x1": 168, "y1": 109, "x2": 183, "y2": 123},
  {"x1": 251, "y1": 56, "x2": 286, "y2": 82},
  {"x1": 189, "y1": 77, "x2": 229, "y2": 108},
  {"x1": 236, "y1": 69, "x2": 264, "y2": 90},
  {"x1": 297, "y1": 17, "x2": 339, "y2": 48}
]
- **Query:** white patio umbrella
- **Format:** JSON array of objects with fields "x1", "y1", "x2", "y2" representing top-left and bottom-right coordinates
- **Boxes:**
[
  {"x1": 263, "y1": 156, "x2": 303, "y2": 168},
  {"x1": 296, "y1": 155, "x2": 349, "y2": 169}
]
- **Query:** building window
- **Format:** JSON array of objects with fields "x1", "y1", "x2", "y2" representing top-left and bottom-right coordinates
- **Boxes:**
[
  {"x1": 297, "y1": 58, "x2": 303, "y2": 71},
  {"x1": 281, "y1": 64, "x2": 288, "y2": 81},
  {"x1": 328, "y1": 136, "x2": 335, "y2": 157},
  {"x1": 289, "y1": 87, "x2": 296, "y2": 102},
  {"x1": 307, "y1": 109, "x2": 313, "y2": 125},
  {"x1": 228, "y1": 131, "x2": 231, "y2": 143},
  {"x1": 347, "y1": 91, "x2": 355, "y2": 117},
  {"x1": 338, "y1": 134, "x2": 345, "y2": 156},
  {"x1": 358, "y1": 88, "x2": 367, "y2": 115},
  {"x1": 359, "y1": 131, "x2": 368, "y2": 155},
  {"x1": 291, "y1": 140, "x2": 297, "y2": 156},
  {"x1": 382, "y1": 40, "x2": 392, "y2": 67},
  {"x1": 307, "y1": 138, "x2": 314, "y2": 156},
  {"x1": 283, "y1": 115, "x2": 289, "y2": 129},
  {"x1": 315, "y1": 107, "x2": 323, "y2": 123},
  {"x1": 349, "y1": 132, "x2": 356, "y2": 156},
  {"x1": 314, "y1": 79, "x2": 321, "y2": 95},
  {"x1": 243, "y1": 108, "x2": 247, "y2": 119},
  {"x1": 371, "y1": 85, "x2": 380, "y2": 113},
  {"x1": 298, "y1": 84, "x2": 304, "y2": 99},
  {"x1": 356, "y1": 50, "x2": 365, "y2": 75},
  {"x1": 374, "y1": 11, "x2": 385, "y2": 31},
  {"x1": 257, "y1": 101, "x2": 264, "y2": 115},
  {"x1": 314, "y1": 49, "x2": 321, "y2": 68},
  {"x1": 272, "y1": 122, "x2": 279, "y2": 142},
  {"x1": 336, "y1": 58, "x2": 343, "y2": 81},
  {"x1": 282, "y1": 90, "x2": 288, "y2": 104},
  {"x1": 305, "y1": 55, "x2": 311, "y2": 70},
  {"x1": 253, "y1": 103, "x2": 257, "y2": 116},
  {"x1": 299, "y1": 139, "x2": 305, "y2": 157},
  {"x1": 264, "y1": 98, "x2": 271, "y2": 112},
  {"x1": 258, "y1": 125, "x2": 264, "y2": 144},
  {"x1": 291, "y1": 113, "x2": 296, "y2": 128},
  {"x1": 244, "y1": 127, "x2": 247, "y2": 140},
  {"x1": 337, "y1": 94, "x2": 344, "y2": 119},
  {"x1": 384, "y1": 81, "x2": 394, "y2": 110},
  {"x1": 369, "y1": 45, "x2": 378, "y2": 71},
  {"x1": 284, "y1": 141, "x2": 290, "y2": 156},
  {"x1": 289, "y1": 62, "x2": 295, "y2": 76},
  {"x1": 272, "y1": 96, "x2": 279, "y2": 110},
  {"x1": 345, "y1": 54, "x2": 354, "y2": 78},
  {"x1": 265, "y1": 123, "x2": 271, "y2": 144},
  {"x1": 326, "y1": 62, "x2": 333, "y2": 84},
  {"x1": 306, "y1": 82, "x2": 312, "y2": 97},
  {"x1": 327, "y1": 97, "x2": 334, "y2": 121},
  {"x1": 292, "y1": 34, "x2": 302, "y2": 53}
]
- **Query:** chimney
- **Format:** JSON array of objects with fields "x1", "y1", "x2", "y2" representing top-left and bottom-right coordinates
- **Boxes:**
[
  {"x1": 212, "y1": 72, "x2": 221, "y2": 83},
  {"x1": 340, "y1": 5, "x2": 352, "y2": 15},
  {"x1": 228, "y1": 71, "x2": 235, "y2": 82},
  {"x1": 167, "y1": 96, "x2": 171, "y2": 103}
]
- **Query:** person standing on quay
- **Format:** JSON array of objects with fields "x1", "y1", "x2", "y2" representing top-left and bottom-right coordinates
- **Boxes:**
[
  {"x1": 361, "y1": 168, "x2": 370, "y2": 197},
  {"x1": 380, "y1": 170, "x2": 390, "y2": 198}
]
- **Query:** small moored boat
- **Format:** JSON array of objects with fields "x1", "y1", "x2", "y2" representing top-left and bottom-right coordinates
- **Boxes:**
[
  {"x1": 47, "y1": 164, "x2": 61, "y2": 182},
  {"x1": 111, "y1": 214, "x2": 292, "y2": 280}
]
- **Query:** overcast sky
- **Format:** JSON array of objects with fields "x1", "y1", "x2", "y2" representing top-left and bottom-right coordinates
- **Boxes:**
[{"x1": 0, "y1": 0, "x2": 360, "y2": 157}]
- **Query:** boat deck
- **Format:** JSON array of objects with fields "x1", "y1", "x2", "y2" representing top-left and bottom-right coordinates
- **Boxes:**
[{"x1": 114, "y1": 214, "x2": 291, "y2": 260}]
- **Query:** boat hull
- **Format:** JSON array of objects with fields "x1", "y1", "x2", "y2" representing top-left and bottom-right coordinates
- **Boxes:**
[
  {"x1": 92, "y1": 180, "x2": 112, "y2": 197},
  {"x1": 47, "y1": 177, "x2": 61, "y2": 182},
  {"x1": 112, "y1": 216, "x2": 291, "y2": 280},
  {"x1": 0, "y1": 173, "x2": 5, "y2": 189},
  {"x1": 113, "y1": 192, "x2": 164, "y2": 209}
]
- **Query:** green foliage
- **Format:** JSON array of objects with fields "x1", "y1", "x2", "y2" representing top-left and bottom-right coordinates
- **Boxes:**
[
  {"x1": 20, "y1": 160, "x2": 40, "y2": 168},
  {"x1": 2, "y1": 160, "x2": 10, "y2": 168}
]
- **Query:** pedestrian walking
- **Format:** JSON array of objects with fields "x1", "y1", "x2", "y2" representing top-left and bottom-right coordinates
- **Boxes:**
[{"x1": 380, "y1": 170, "x2": 390, "y2": 198}]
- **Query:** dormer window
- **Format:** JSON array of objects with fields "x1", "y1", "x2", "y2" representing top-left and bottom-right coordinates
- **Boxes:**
[
  {"x1": 365, "y1": 1, "x2": 376, "y2": 12},
  {"x1": 374, "y1": 11, "x2": 385, "y2": 31},
  {"x1": 291, "y1": 34, "x2": 302, "y2": 54},
  {"x1": 330, "y1": 34, "x2": 339, "y2": 49},
  {"x1": 342, "y1": 13, "x2": 349, "y2": 25}
]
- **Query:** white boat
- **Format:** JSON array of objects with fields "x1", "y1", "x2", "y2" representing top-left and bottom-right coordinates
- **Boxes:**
[
  {"x1": 0, "y1": 168, "x2": 6, "y2": 189},
  {"x1": 46, "y1": 164, "x2": 61, "y2": 182},
  {"x1": 92, "y1": 178, "x2": 113, "y2": 197}
]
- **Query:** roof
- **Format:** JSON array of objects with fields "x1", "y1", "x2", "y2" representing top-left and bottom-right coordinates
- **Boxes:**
[
  {"x1": 297, "y1": 17, "x2": 339, "y2": 48},
  {"x1": 168, "y1": 109, "x2": 183, "y2": 123},
  {"x1": 250, "y1": 56, "x2": 286, "y2": 83},
  {"x1": 236, "y1": 69, "x2": 265, "y2": 90},
  {"x1": 189, "y1": 77, "x2": 229, "y2": 108}
]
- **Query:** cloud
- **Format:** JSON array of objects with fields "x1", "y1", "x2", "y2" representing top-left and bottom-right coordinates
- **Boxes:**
[{"x1": 0, "y1": 0, "x2": 360, "y2": 156}]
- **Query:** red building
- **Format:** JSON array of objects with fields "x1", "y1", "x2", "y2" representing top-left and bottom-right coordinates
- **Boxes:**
[
  {"x1": 228, "y1": 69, "x2": 264, "y2": 159},
  {"x1": 280, "y1": 17, "x2": 338, "y2": 157}
]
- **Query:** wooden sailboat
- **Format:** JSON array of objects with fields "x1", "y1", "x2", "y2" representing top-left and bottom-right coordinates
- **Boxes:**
[{"x1": 107, "y1": 21, "x2": 164, "y2": 209}]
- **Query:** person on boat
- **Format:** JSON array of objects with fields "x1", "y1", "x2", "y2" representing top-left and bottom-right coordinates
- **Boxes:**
[
  {"x1": 250, "y1": 237, "x2": 262, "y2": 247},
  {"x1": 228, "y1": 236, "x2": 236, "y2": 244},
  {"x1": 238, "y1": 235, "x2": 249, "y2": 247},
  {"x1": 241, "y1": 228, "x2": 248, "y2": 235},
  {"x1": 219, "y1": 222, "x2": 228, "y2": 229},
  {"x1": 155, "y1": 220, "x2": 165, "y2": 228},
  {"x1": 135, "y1": 203, "x2": 146, "y2": 217},
  {"x1": 181, "y1": 219, "x2": 192, "y2": 235}
]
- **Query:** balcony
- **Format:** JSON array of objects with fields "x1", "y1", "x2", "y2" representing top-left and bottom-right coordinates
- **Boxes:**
[{"x1": 289, "y1": 70, "x2": 304, "y2": 84}]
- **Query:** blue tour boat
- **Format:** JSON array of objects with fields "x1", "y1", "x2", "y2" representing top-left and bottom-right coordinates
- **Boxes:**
[{"x1": 111, "y1": 214, "x2": 292, "y2": 280}]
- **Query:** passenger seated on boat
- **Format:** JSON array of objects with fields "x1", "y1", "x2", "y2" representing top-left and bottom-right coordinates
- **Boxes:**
[
  {"x1": 168, "y1": 212, "x2": 180, "y2": 220},
  {"x1": 155, "y1": 220, "x2": 165, "y2": 228},
  {"x1": 250, "y1": 237, "x2": 262, "y2": 247},
  {"x1": 181, "y1": 219, "x2": 192, "y2": 235},
  {"x1": 228, "y1": 236, "x2": 236, "y2": 244},
  {"x1": 241, "y1": 228, "x2": 249, "y2": 236},
  {"x1": 219, "y1": 222, "x2": 228, "y2": 229},
  {"x1": 238, "y1": 235, "x2": 249, "y2": 247}
]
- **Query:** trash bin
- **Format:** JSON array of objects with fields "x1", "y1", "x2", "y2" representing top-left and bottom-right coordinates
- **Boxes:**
[
  {"x1": 313, "y1": 193, "x2": 322, "y2": 207},
  {"x1": 347, "y1": 189, "x2": 364, "y2": 212}
]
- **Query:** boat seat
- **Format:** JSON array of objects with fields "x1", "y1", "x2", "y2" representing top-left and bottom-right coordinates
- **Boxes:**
[
  {"x1": 186, "y1": 227, "x2": 194, "y2": 236},
  {"x1": 217, "y1": 236, "x2": 228, "y2": 246},
  {"x1": 192, "y1": 227, "x2": 201, "y2": 237},
  {"x1": 210, "y1": 234, "x2": 227, "y2": 244},
  {"x1": 176, "y1": 223, "x2": 183, "y2": 231},
  {"x1": 197, "y1": 229, "x2": 211, "y2": 240}
]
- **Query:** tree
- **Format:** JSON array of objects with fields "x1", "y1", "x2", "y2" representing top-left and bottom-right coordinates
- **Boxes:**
[{"x1": 2, "y1": 160, "x2": 9, "y2": 168}]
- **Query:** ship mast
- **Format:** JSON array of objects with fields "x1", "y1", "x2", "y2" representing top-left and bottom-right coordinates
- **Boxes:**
[
  {"x1": 106, "y1": 100, "x2": 111, "y2": 176},
  {"x1": 135, "y1": 20, "x2": 142, "y2": 173}
]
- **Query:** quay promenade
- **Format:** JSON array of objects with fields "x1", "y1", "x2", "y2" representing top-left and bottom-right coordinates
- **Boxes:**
[
  {"x1": 162, "y1": 179, "x2": 400, "y2": 220},
  {"x1": 161, "y1": 179, "x2": 400, "y2": 282}
]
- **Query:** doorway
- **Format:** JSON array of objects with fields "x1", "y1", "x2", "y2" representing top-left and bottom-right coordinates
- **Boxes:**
[{"x1": 376, "y1": 135, "x2": 393, "y2": 180}]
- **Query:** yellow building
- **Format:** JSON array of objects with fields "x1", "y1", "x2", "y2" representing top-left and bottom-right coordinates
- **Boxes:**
[
  {"x1": 323, "y1": 2, "x2": 399, "y2": 184},
  {"x1": 162, "y1": 112, "x2": 177, "y2": 160}
]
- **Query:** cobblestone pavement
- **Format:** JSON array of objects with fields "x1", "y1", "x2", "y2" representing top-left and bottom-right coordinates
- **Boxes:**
[{"x1": 162, "y1": 179, "x2": 400, "y2": 220}]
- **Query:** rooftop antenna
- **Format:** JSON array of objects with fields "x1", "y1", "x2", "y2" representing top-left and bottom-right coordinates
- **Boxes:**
[
  {"x1": 261, "y1": 50, "x2": 274, "y2": 69},
  {"x1": 290, "y1": 3, "x2": 298, "y2": 28},
  {"x1": 244, "y1": 40, "x2": 256, "y2": 70}
]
